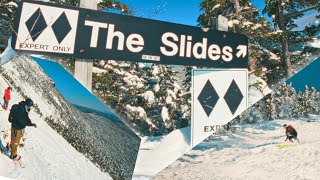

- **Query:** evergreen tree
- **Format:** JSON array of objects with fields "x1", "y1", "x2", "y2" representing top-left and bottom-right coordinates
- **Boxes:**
[
  {"x1": 263, "y1": 0, "x2": 320, "y2": 78},
  {"x1": 0, "y1": 0, "x2": 17, "y2": 47}
]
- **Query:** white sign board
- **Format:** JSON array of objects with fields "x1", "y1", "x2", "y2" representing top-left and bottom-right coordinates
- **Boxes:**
[
  {"x1": 191, "y1": 69, "x2": 248, "y2": 147},
  {"x1": 15, "y1": 2, "x2": 79, "y2": 54}
]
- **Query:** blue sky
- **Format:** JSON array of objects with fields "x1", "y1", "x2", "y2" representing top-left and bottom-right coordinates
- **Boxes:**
[
  {"x1": 118, "y1": 0, "x2": 317, "y2": 29},
  {"x1": 287, "y1": 57, "x2": 320, "y2": 93},
  {"x1": 32, "y1": 57, "x2": 123, "y2": 123}
]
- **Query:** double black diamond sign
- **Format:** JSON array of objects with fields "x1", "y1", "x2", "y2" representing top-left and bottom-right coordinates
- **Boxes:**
[
  {"x1": 224, "y1": 80, "x2": 244, "y2": 114},
  {"x1": 52, "y1": 12, "x2": 72, "y2": 44},
  {"x1": 198, "y1": 79, "x2": 243, "y2": 116},
  {"x1": 25, "y1": 8, "x2": 72, "y2": 43},
  {"x1": 197, "y1": 80, "x2": 219, "y2": 117},
  {"x1": 25, "y1": 8, "x2": 47, "y2": 41}
]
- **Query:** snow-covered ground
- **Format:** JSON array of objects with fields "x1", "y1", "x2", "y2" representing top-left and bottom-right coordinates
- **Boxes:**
[
  {"x1": 153, "y1": 117, "x2": 320, "y2": 179},
  {"x1": 0, "y1": 75, "x2": 112, "y2": 179},
  {"x1": 133, "y1": 127, "x2": 191, "y2": 179},
  {"x1": 132, "y1": 74, "x2": 271, "y2": 179}
]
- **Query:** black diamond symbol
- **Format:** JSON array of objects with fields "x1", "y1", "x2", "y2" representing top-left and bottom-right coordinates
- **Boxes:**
[
  {"x1": 52, "y1": 12, "x2": 72, "y2": 44},
  {"x1": 25, "y1": 8, "x2": 47, "y2": 41},
  {"x1": 197, "y1": 80, "x2": 219, "y2": 117},
  {"x1": 224, "y1": 80, "x2": 243, "y2": 115}
]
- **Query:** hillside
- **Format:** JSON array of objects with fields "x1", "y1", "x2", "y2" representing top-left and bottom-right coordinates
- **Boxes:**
[{"x1": 0, "y1": 56, "x2": 140, "y2": 180}]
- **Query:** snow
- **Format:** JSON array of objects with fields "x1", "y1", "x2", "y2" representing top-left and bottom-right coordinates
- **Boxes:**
[
  {"x1": 152, "y1": 66, "x2": 159, "y2": 76},
  {"x1": 126, "y1": 105, "x2": 148, "y2": 118},
  {"x1": 143, "y1": 91, "x2": 156, "y2": 104},
  {"x1": 0, "y1": 37, "x2": 16, "y2": 66},
  {"x1": 6, "y1": 2, "x2": 18, "y2": 7},
  {"x1": 0, "y1": 74, "x2": 111, "y2": 179},
  {"x1": 92, "y1": 67, "x2": 107, "y2": 74},
  {"x1": 161, "y1": 107, "x2": 169, "y2": 124},
  {"x1": 133, "y1": 127, "x2": 191, "y2": 179},
  {"x1": 260, "y1": 46, "x2": 280, "y2": 60},
  {"x1": 243, "y1": 21, "x2": 253, "y2": 26},
  {"x1": 248, "y1": 74, "x2": 272, "y2": 106},
  {"x1": 251, "y1": 23, "x2": 261, "y2": 30},
  {"x1": 153, "y1": 84, "x2": 160, "y2": 92},
  {"x1": 307, "y1": 38, "x2": 320, "y2": 49},
  {"x1": 228, "y1": 20, "x2": 240, "y2": 27},
  {"x1": 211, "y1": 4, "x2": 220, "y2": 11},
  {"x1": 154, "y1": 118, "x2": 320, "y2": 179},
  {"x1": 165, "y1": 89, "x2": 176, "y2": 105},
  {"x1": 133, "y1": 75, "x2": 272, "y2": 179}
]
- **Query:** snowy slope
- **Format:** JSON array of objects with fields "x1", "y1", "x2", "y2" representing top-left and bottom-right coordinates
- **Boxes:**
[
  {"x1": 132, "y1": 73, "x2": 271, "y2": 179},
  {"x1": 0, "y1": 55, "x2": 140, "y2": 179},
  {"x1": 133, "y1": 127, "x2": 191, "y2": 179},
  {"x1": 0, "y1": 75, "x2": 111, "y2": 179},
  {"x1": 153, "y1": 117, "x2": 320, "y2": 179}
]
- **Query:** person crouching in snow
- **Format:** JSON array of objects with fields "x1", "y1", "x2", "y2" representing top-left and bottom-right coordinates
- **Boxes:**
[
  {"x1": 283, "y1": 124, "x2": 300, "y2": 143},
  {"x1": 3, "y1": 87, "x2": 11, "y2": 110},
  {"x1": 8, "y1": 98, "x2": 37, "y2": 160}
]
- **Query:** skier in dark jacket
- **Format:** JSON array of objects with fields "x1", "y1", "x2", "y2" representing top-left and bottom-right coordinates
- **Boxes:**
[
  {"x1": 283, "y1": 124, "x2": 300, "y2": 143},
  {"x1": 9, "y1": 98, "x2": 37, "y2": 160}
]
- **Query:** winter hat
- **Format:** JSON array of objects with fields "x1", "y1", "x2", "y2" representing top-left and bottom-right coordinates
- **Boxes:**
[
  {"x1": 283, "y1": 124, "x2": 287, "y2": 127},
  {"x1": 25, "y1": 98, "x2": 33, "y2": 107},
  {"x1": 8, "y1": 87, "x2": 12, "y2": 90}
]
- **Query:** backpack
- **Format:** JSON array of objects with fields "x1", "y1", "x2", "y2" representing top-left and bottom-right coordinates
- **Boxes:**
[{"x1": 8, "y1": 104, "x2": 18, "y2": 123}]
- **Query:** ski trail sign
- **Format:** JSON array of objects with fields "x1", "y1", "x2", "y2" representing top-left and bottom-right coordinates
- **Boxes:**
[
  {"x1": 191, "y1": 69, "x2": 248, "y2": 147},
  {"x1": 12, "y1": 0, "x2": 248, "y2": 68}
]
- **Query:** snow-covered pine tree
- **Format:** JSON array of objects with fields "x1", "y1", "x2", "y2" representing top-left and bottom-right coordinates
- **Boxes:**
[
  {"x1": 308, "y1": 87, "x2": 319, "y2": 114},
  {"x1": 144, "y1": 64, "x2": 188, "y2": 135},
  {"x1": 93, "y1": 61, "x2": 189, "y2": 136},
  {"x1": 0, "y1": 0, "x2": 17, "y2": 49},
  {"x1": 197, "y1": 0, "x2": 281, "y2": 87},
  {"x1": 263, "y1": 0, "x2": 320, "y2": 78}
]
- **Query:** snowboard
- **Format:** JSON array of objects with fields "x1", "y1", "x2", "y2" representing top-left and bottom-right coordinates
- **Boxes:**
[
  {"x1": 1, "y1": 129, "x2": 25, "y2": 166},
  {"x1": 275, "y1": 144, "x2": 296, "y2": 149}
]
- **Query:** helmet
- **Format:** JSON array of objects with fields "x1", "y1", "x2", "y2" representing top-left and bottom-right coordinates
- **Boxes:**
[
  {"x1": 283, "y1": 124, "x2": 287, "y2": 127},
  {"x1": 8, "y1": 87, "x2": 12, "y2": 90},
  {"x1": 25, "y1": 98, "x2": 33, "y2": 107}
]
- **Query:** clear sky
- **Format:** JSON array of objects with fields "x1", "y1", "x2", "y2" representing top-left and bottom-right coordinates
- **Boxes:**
[
  {"x1": 287, "y1": 57, "x2": 320, "y2": 92},
  {"x1": 119, "y1": 0, "x2": 317, "y2": 29}
]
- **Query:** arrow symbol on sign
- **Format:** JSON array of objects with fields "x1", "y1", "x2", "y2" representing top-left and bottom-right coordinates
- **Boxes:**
[{"x1": 236, "y1": 45, "x2": 247, "y2": 58}]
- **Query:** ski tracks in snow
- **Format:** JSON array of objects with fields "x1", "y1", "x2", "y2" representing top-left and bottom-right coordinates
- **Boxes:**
[{"x1": 154, "y1": 119, "x2": 320, "y2": 180}]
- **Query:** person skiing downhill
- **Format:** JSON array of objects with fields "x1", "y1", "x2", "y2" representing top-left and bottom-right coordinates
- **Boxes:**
[
  {"x1": 3, "y1": 87, "x2": 11, "y2": 110},
  {"x1": 9, "y1": 98, "x2": 37, "y2": 160},
  {"x1": 283, "y1": 124, "x2": 300, "y2": 143}
]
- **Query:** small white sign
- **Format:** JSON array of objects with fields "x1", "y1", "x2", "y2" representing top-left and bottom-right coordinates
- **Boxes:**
[
  {"x1": 191, "y1": 69, "x2": 248, "y2": 147},
  {"x1": 15, "y1": 2, "x2": 79, "y2": 54}
]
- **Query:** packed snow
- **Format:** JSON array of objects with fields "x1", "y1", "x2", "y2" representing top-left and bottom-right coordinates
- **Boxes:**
[
  {"x1": 132, "y1": 73, "x2": 272, "y2": 179},
  {"x1": 0, "y1": 37, "x2": 16, "y2": 66},
  {"x1": 133, "y1": 127, "x2": 191, "y2": 180},
  {"x1": 154, "y1": 117, "x2": 320, "y2": 179},
  {"x1": 0, "y1": 75, "x2": 111, "y2": 179}
]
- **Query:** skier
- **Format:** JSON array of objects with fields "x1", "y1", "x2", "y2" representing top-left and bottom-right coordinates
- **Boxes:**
[
  {"x1": 3, "y1": 87, "x2": 11, "y2": 110},
  {"x1": 8, "y1": 98, "x2": 37, "y2": 160},
  {"x1": 283, "y1": 124, "x2": 300, "y2": 143}
]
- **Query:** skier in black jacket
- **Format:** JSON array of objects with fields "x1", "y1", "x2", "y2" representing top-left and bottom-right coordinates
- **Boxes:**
[{"x1": 9, "y1": 98, "x2": 37, "y2": 160}]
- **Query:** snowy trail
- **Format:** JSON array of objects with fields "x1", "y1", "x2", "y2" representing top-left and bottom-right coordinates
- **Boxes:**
[
  {"x1": 0, "y1": 75, "x2": 111, "y2": 179},
  {"x1": 153, "y1": 118, "x2": 320, "y2": 179}
]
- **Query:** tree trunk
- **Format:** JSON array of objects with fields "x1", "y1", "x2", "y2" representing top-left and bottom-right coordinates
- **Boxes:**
[
  {"x1": 277, "y1": 2, "x2": 292, "y2": 78},
  {"x1": 233, "y1": 0, "x2": 241, "y2": 14}
]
